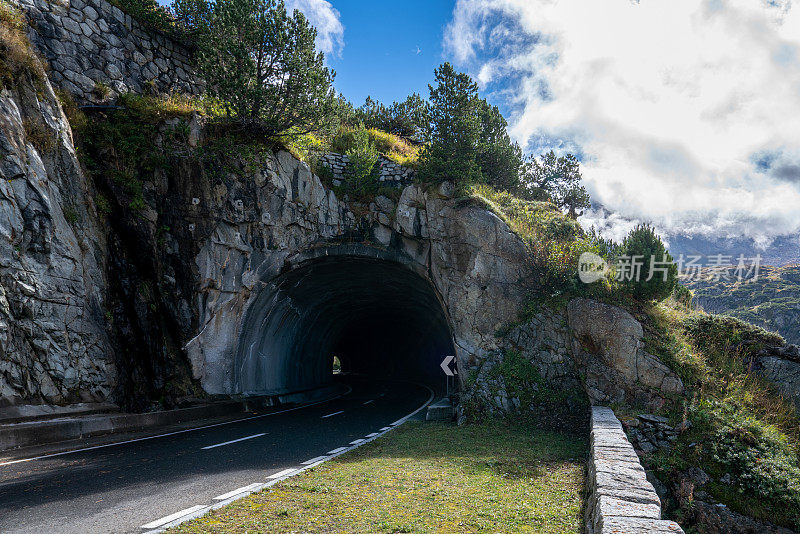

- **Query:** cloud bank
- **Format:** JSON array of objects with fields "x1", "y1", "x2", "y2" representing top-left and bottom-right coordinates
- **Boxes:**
[
  {"x1": 445, "y1": 0, "x2": 800, "y2": 245},
  {"x1": 286, "y1": 0, "x2": 344, "y2": 56}
]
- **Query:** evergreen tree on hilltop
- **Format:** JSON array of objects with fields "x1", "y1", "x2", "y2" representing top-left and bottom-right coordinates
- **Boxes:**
[
  {"x1": 418, "y1": 62, "x2": 483, "y2": 185},
  {"x1": 173, "y1": 0, "x2": 336, "y2": 136}
]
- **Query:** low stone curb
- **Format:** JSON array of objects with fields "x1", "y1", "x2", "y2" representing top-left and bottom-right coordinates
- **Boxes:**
[
  {"x1": 0, "y1": 384, "x2": 345, "y2": 452},
  {"x1": 585, "y1": 406, "x2": 685, "y2": 534}
]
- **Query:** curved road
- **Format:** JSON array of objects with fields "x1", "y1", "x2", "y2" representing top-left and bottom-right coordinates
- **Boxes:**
[{"x1": 0, "y1": 378, "x2": 432, "y2": 534}]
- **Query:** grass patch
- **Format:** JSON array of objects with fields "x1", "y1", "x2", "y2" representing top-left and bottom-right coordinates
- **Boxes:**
[
  {"x1": 330, "y1": 126, "x2": 421, "y2": 167},
  {"x1": 171, "y1": 422, "x2": 587, "y2": 534},
  {"x1": 0, "y1": 0, "x2": 47, "y2": 91}
]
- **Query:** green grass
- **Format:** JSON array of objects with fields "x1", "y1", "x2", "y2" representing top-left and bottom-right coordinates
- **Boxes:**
[
  {"x1": 330, "y1": 126, "x2": 421, "y2": 167},
  {"x1": 170, "y1": 422, "x2": 587, "y2": 534}
]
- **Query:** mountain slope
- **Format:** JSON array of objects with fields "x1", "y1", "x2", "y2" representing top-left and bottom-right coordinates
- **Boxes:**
[{"x1": 682, "y1": 264, "x2": 800, "y2": 345}]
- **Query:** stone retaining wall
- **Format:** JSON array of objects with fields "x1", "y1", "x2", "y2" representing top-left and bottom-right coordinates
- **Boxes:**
[
  {"x1": 586, "y1": 406, "x2": 685, "y2": 534},
  {"x1": 317, "y1": 152, "x2": 415, "y2": 187},
  {"x1": 11, "y1": 0, "x2": 201, "y2": 102}
]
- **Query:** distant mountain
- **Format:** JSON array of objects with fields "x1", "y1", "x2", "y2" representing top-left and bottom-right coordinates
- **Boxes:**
[
  {"x1": 681, "y1": 264, "x2": 800, "y2": 345},
  {"x1": 666, "y1": 234, "x2": 800, "y2": 267}
]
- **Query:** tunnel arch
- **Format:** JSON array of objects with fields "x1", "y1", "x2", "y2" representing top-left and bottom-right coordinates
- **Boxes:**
[{"x1": 234, "y1": 245, "x2": 456, "y2": 395}]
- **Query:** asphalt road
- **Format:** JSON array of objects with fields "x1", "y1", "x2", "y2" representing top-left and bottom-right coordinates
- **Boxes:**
[{"x1": 0, "y1": 377, "x2": 432, "y2": 534}]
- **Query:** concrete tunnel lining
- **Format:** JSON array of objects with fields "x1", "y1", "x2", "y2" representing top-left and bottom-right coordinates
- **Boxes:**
[{"x1": 235, "y1": 254, "x2": 456, "y2": 395}]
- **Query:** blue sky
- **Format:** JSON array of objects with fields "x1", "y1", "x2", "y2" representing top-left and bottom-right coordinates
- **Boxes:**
[{"x1": 324, "y1": 0, "x2": 454, "y2": 105}]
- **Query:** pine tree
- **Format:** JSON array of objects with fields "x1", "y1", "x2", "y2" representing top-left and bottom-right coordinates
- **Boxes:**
[
  {"x1": 417, "y1": 63, "x2": 482, "y2": 185},
  {"x1": 173, "y1": 0, "x2": 335, "y2": 136}
]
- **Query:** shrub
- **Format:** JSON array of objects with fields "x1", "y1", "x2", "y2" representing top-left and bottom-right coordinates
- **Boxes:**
[
  {"x1": 620, "y1": 224, "x2": 677, "y2": 301},
  {"x1": 343, "y1": 124, "x2": 379, "y2": 196},
  {"x1": 692, "y1": 400, "x2": 800, "y2": 528}
]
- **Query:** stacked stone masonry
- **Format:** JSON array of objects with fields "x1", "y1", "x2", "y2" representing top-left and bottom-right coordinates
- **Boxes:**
[
  {"x1": 10, "y1": 0, "x2": 202, "y2": 102},
  {"x1": 317, "y1": 152, "x2": 415, "y2": 187},
  {"x1": 586, "y1": 406, "x2": 684, "y2": 534}
]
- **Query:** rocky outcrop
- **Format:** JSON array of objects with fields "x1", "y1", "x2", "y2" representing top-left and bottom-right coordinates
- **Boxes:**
[
  {"x1": 10, "y1": 0, "x2": 201, "y2": 103},
  {"x1": 751, "y1": 344, "x2": 800, "y2": 412},
  {"x1": 568, "y1": 299, "x2": 684, "y2": 407},
  {"x1": 0, "y1": 56, "x2": 113, "y2": 405}
]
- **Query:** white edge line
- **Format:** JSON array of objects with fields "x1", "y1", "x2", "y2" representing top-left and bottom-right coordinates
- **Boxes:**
[
  {"x1": 363, "y1": 400, "x2": 374, "y2": 405},
  {"x1": 0, "y1": 386, "x2": 353, "y2": 467},
  {"x1": 349, "y1": 439, "x2": 365, "y2": 445},
  {"x1": 267, "y1": 468, "x2": 298, "y2": 479},
  {"x1": 201, "y1": 433, "x2": 265, "y2": 450},
  {"x1": 321, "y1": 410, "x2": 345, "y2": 418},
  {"x1": 213, "y1": 482, "x2": 263, "y2": 501},
  {"x1": 141, "y1": 505, "x2": 206, "y2": 529},
  {"x1": 301, "y1": 455, "x2": 328, "y2": 465},
  {"x1": 326, "y1": 446, "x2": 347, "y2": 454},
  {"x1": 141, "y1": 383, "x2": 435, "y2": 534},
  {"x1": 365, "y1": 432, "x2": 379, "y2": 438}
]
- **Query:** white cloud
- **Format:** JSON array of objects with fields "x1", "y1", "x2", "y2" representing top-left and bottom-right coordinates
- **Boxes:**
[
  {"x1": 444, "y1": 0, "x2": 800, "y2": 244},
  {"x1": 286, "y1": 0, "x2": 344, "y2": 56}
]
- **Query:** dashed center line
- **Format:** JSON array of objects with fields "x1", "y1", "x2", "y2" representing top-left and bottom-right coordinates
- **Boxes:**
[
  {"x1": 362, "y1": 399, "x2": 374, "y2": 405},
  {"x1": 201, "y1": 433, "x2": 265, "y2": 450},
  {"x1": 321, "y1": 410, "x2": 345, "y2": 418}
]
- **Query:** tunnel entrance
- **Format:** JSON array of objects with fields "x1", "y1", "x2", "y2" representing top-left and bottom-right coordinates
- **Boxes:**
[{"x1": 235, "y1": 255, "x2": 456, "y2": 395}]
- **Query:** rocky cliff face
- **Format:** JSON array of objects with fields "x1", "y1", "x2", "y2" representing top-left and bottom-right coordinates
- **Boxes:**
[{"x1": 0, "y1": 57, "x2": 113, "y2": 406}]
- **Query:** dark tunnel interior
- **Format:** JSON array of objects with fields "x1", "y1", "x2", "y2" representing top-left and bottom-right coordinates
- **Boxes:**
[{"x1": 235, "y1": 256, "x2": 456, "y2": 395}]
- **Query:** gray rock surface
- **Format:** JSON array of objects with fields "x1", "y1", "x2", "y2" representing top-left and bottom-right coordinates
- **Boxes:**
[
  {"x1": 568, "y1": 298, "x2": 684, "y2": 407},
  {"x1": 0, "y1": 60, "x2": 113, "y2": 405}
]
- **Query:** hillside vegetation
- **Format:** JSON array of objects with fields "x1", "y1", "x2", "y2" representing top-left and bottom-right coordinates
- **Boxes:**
[
  {"x1": 637, "y1": 299, "x2": 800, "y2": 529},
  {"x1": 682, "y1": 264, "x2": 800, "y2": 345}
]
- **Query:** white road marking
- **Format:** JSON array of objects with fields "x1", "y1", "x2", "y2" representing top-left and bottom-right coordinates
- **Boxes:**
[
  {"x1": 201, "y1": 433, "x2": 265, "y2": 450},
  {"x1": 301, "y1": 455, "x2": 328, "y2": 465},
  {"x1": 390, "y1": 419, "x2": 404, "y2": 426},
  {"x1": 140, "y1": 384, "x2": 436, "y2": 534},
  {"x1": 321, "y1": 410, "x2": 345, "y2": 418},
  {"x1": 0, "y1": 389, "x2": 352, "y2": 468},
  {"x1": 365, "y1": 432, "x2": 380, "y2": 438},
  {"x1": 362, "y1": 400, "x2": 374, "y2": 405},
  {"x1": 141, "y1": 505, "x2": 205, "y2": 529},
  {"x1": 213, "y1": 483, "x2": 263, "y2": 501},
  {"x1": 267, "y1": 468, "x2": 298, "y2": 479}
]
